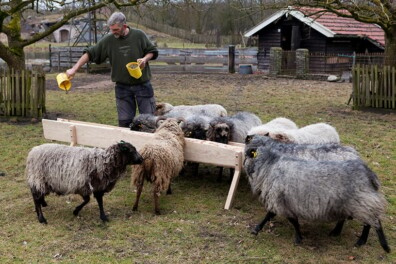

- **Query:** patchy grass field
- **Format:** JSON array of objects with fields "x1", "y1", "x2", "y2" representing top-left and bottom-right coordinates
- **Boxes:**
[{"x1": 0, "y1": 73, "x2": 395, "y2": 263}]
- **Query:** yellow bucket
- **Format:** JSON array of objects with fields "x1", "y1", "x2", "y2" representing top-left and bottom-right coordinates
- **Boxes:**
[
  {"x1": 126, "y1": 62, "x2": 142, "y2": 79},
  {"x1": 56, "y1": 73, "x2": 72, "y2": 91}
]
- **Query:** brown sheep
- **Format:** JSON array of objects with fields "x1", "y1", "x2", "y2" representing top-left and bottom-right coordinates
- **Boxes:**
[{"x1": 131, "y1": 118, "x2": 185, "y2": 214}]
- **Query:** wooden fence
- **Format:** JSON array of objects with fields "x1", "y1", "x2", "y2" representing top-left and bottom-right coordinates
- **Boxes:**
[
  {"x1": 352, "y1": 64, "x2": 396, "y2": 109},
  {"x1": 0, "y1": 69, "x2": 46, "y2": 118},
  {"x1": 49, "y1": 46, "x2": 258, "y2": 73}
]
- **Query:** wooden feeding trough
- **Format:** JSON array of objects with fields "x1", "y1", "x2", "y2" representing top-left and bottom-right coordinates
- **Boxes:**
[{"x1": 41, "y1": 118, "x2": 245, "y2": 210}]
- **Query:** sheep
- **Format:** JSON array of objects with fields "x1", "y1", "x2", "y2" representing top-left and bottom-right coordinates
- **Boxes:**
[
  {"x1": 268, "y1": 122, "x2": 340, "y2": 144},
  {"x1": 243, "y1": 145, "x2": 390, "y2": 253},
  {"x1": 26, "y1": 141, "x2": 143, "y2": 224},
  {"x1": 207, "y1": 111, "x2": 262, "y2": 181},
  {"x1": 155, "y1": 102, "x2": 227, "y2": 118},
  {"x1": 131, "y1": 117, "x2": 185, "y2": 215},
  {"x1": 247, "y1": 117, "x2": 298, "y2": 140},
  {"x1": 180, "y1": 114, "x2": 213, "y2": 177},
  {"x1": 245, "y1": 134, "x2": 360, "y2": 162},
  {"x1": 245, "y1": 134, "x2": 361, "y2": 236},
  {"x1": 130, "y1": 113, "x2": 159, "y2": 133}
]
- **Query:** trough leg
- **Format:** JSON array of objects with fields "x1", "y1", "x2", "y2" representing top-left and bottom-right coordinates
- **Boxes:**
[
  {"x1": 251, "y1": 211, "x2": 276, "y2": 235},
  {"x1": 94, "y1": 191, "x2": 108, "y2": 222},
  {"x1": 375, "y1": 221, "x2": 391, "y2": 253},
  {"x1": 329, "y1": 219, "x2": 345, "y2": 236},
  {"x1": 287, "y1": 217, "x2": 303, "y2": 244},
  {"x1": 73, "y1": 195, "x2": 90, "y2": 216},
  {"x1": 32, "y1": 191, "x2": 47, "y2": 224}
]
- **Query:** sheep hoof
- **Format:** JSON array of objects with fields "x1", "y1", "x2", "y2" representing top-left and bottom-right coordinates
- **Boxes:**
[
  {"x1": 250, "y1": 229, "x2": 259, "y2": 236},
  {"x1": 73, "y1": 209, "x2": 80, "y2": 216},
  {"x1": 101, "y1": 215, "x2": 109, "y2": 222},
  {"x1": 155, "y1": 210, "x2": 161, "y2": 215},
  {"x1": 38, "y1": 217, "x2": 47, "y2": 224},
  {"x1": 132, "y1": 206, "x2": 138, "y2": 211}
]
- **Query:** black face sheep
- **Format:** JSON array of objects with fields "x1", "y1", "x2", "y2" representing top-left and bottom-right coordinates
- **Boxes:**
[
  {"x1": 268, "y1": 122, "x2": 340, "y2": 144},
  {"x1": 131, "y1": 117, "x2": 185, "y2": 215},
  {"x1": 130, "y1": 113, "x2": 159, "y2": 133},
  {"x1": 155, "y1": 102, "x2": 227, "y2": 118},
  {"x1": 180, "y1": 115, "x2": 212, "y2": 177},
  {"x1": 243, "y1": 146, "x2": 390, "y2": 253},
  {"x1": 206, "y1": 111, "x2": 262, "y2": 181},
  {"x1": 26, "y1": 141, "x2": 143, "y2": 224}
]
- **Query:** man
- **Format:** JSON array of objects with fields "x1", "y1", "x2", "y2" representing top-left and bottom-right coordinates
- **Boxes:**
[{"x1": 66, "y1": 12, "x2": 158, "y2": 127}]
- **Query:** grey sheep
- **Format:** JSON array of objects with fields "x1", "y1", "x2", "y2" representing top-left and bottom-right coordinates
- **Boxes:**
[
  {"x1": 155, "y1": 102, "x2": 227, "y2": 118},
  {"x1": 243, "y1": 145, "x2": 390, "y2": 253},
  {"x1": 130, "y1": 113, "x2": 159, "y2": 133},
  {"x1": 131, "y1": 118, "x2": 186, "y2": 215},
  {"x1": 26, "y1": 141, "x2": 143, "y2": 224}
]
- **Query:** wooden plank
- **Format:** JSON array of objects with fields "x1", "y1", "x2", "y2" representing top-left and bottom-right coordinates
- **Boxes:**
[{"x1": 42, "y1": 119, "x2": 245, "y2": 209}]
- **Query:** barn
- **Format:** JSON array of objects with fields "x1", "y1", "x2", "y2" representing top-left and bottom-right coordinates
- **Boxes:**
[{"x1": 244, "y1": 7, "x2": 385, "y2": 72}]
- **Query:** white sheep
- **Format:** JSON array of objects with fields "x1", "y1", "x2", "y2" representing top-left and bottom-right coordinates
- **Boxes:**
[
  {"x1": 268, "y1": 122, "x2": 340, "y2": 144},
  {"x1": 131, "y1": 117, "x2": 185, "y2": 215},
  {"x1": 26, "y1": 141, "x2": 143, "y2": 224},
  {"x1": 247, "y1": 117, "x2": 298, "y2": 138},
  {"x1": 155, "y1": 102, "x2": 227, "y2": 118}
]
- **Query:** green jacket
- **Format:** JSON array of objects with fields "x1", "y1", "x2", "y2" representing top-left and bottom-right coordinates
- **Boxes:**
[{"x1": 84, "y1": 27, "x2": 158, "y2": 85}]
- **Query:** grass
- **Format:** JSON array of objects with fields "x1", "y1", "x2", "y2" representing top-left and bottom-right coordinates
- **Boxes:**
[{"x1": 0, "y1": 73, "x2": 395, "y2": 263}]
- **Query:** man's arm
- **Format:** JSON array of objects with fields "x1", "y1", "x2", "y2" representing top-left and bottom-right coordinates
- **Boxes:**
[
  {"x1": 137, "y1": 52, "x2": 155, "y2": 69},
  {"x1": 66, "y1": 53, "x2": 90, "y2": 79}
]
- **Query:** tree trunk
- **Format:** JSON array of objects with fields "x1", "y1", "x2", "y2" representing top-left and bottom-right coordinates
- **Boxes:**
[
  {"x1": 384, "y1": 25, "x2": 396, "y2": 67},
  {"x1": 0, "y1": 48, "x2": 26, "y2": 71}
]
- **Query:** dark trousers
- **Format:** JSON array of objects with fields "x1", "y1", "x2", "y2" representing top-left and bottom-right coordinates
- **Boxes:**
[{"x1": 115, "y1": 81, "x2": 156, "y2": 127}]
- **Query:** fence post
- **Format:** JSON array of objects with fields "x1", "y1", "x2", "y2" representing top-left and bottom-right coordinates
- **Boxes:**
[
  {"x1": 269, "y1": 47, "x2": 282, "y2": 76},
  {"x1": 228, "y1": 45, "x2": 235, "y2": 74},
  {"x1": 296, "y1": 49, "x2": 309, "y2": 78}
]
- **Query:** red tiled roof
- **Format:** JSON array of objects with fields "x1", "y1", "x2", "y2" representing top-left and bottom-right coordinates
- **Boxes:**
[{"x1": 296, "y1": 7, "x2": 385, "y2": 47}]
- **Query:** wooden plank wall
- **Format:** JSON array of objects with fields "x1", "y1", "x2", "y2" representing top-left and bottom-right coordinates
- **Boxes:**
[
  {"x1": 0, "y1": 69, "x2": 46, "y2": 118},
  {"x1": 352, "y1": 64, "x2": 396, "y2": 109},
  {"x1": 49, "y1": 47, "x2": 258, "y2": 73}
]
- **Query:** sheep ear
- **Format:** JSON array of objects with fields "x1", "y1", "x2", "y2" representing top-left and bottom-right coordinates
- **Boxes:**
[
  {"x1": 118, "y1": 141, "x2": 129, "y2": 152},
  {"x1": 246, "y1": 147, "x2": 258, "y2": 158},
  {"x1": 245, "y1": 135, "x2": 253, "y2": 144},
  {"x1": 272, "y1": 133, "x2": 289, "y2": 143}
]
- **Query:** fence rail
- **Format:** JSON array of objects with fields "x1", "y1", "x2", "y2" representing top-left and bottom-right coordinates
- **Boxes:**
[
  {"x1": 352, "y1": 64, "x2": 396, "y2": 109},
  {"x1": 0, "y1": 69, "x2": 46, "y2": 118},
  {"x1": 49, "y1": 46, "x2": 258, "y2": 73}
]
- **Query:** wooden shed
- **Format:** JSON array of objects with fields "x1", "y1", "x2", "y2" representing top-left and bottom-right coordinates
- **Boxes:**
[{"x1": 244, "y1": 7, "x2": 385, "y2": 71}]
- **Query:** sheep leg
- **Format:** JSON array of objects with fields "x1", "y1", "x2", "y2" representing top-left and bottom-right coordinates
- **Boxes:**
[
  {"x1": 217, "y1": 167, "x2": 223, "y2": 182},
  {"x1": 32, "y1": 192, "x2": 47, "y2": 224},
  {"x1": 329, "y1": 219, "x2": 345, "y2": 236},
  {"x1": 375, "y1": 221, "x2": 391, "y2": 253},
  {"x1": 40, "y1": 196, "x2": 48, "y2": 207},
  {"x1": 73, "y1": 195, "x2": 90, "y2": 216},
  {"x1": 287, "y1": 217, "x2": 303, "y2": 244},
  {"x1": 355, "y1": 224, "x2": 371, "y2": 247},
  {"x1": 166, "y1": 184, "x2": 172, "y2": 195},
  {"x1": 153, "y1": 188, "x2": 161, "y2": 215},
  {"x1": 132, "y1": 181, "x2": 144, "y2": 212},
  {"x1": 93, "y1": 191, "x2": 109, "y2": 222},
  {"x1": 251, "y1": 211, "x2": 276, "y2": 235}
]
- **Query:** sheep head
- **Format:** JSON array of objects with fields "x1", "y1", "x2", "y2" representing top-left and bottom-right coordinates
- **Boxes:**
[
  {"x1": 154, "y1": 102, "x2": 173, "y2": 116},
  {"x1": 111, "y1": 141, "x2": 144, "y2": 166},
  {"x1": 207, "y1": 119, "x2": 233, "y2": 144}
]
